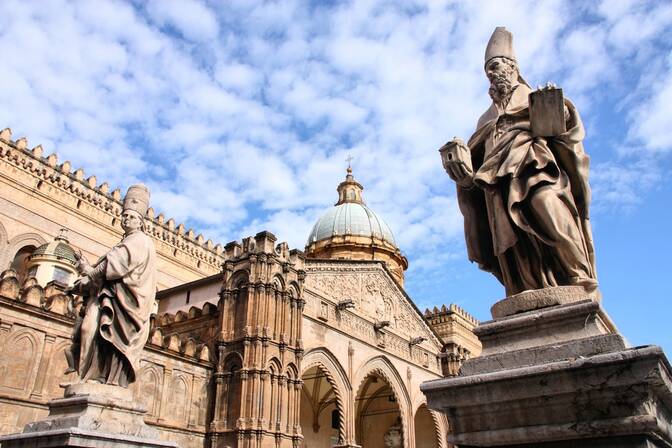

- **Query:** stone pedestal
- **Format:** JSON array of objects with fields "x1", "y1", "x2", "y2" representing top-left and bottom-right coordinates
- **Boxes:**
[
  {"x1": 0, "y1": 384, "x2": 176, "y2": 448},
  {"x1": 421, "y1": 288, "x2": 672, "y2": 448}
]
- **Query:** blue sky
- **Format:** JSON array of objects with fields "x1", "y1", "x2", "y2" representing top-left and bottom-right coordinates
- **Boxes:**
[{"x1": 0, "y1": 0, "x2": 671, "y2": 353}]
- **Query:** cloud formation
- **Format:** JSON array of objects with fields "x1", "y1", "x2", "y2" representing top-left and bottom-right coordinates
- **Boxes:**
[{"x1": 0, "y1": 0, "x2": 671, "y2": 312}]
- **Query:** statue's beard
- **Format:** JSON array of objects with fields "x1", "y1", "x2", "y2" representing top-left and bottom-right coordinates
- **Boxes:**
[{"x1": 489, "y1": 74, "x2": 514, "y2": 106}]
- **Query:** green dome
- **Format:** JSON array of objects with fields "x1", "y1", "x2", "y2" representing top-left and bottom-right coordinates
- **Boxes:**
[{"x1": 30, "y1": 231, "x2": 77, "y2": 266}]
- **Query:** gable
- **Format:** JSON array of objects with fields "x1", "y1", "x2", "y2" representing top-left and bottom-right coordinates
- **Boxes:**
[{"x1": 304, "y1": 260, "x2": 442, "y2": 350}]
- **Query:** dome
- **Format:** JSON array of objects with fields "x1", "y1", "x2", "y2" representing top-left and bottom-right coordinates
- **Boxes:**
[
  {"x1": 31, "y1": 239, "x2": 78, "y2": 266},
  {"x1": 305, "y1": 167, "x2": 408, "y2": 285},
  {"x1": 307, "y1": 202, "x2": 397, "y2": 247},
  {"x1": 26, "y1": 229, "x2": 78, "y2": 287}
]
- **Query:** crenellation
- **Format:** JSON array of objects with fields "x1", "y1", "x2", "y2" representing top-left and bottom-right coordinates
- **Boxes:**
[
  {"x1": 15, "y1": 137, "x2": 27, "y2": 150},
  {"x1": 46, "y1": 152, "x2": 57, "y2": 167},
  {"x1": 0, "y1": 127, "x2": 11, "y2": 140},
  {"x1": 425, "y1": 302, "x2": 479, "y2": 327},
  {"x1": 164, "y1": 334, "x2": 181, "y2": 352},
  {"x1": 0, "y1": 133, "x2": 227, "y2": 282},
  {"x1": 31, "y1": 145, "x2": 43, "y2": 158}
]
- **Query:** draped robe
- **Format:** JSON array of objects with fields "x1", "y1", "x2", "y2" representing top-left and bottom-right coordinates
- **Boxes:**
[
  {"x1": 73, "y1": 229, "x2": 156, "y2": 386},
  {"x1": 458, "y1": 84, "x2": 597, "y2": 296}
]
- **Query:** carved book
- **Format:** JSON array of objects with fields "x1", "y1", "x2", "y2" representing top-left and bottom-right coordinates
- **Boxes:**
[{"x1": 529, "y1": 87, "x2": 566, "y2": 137}]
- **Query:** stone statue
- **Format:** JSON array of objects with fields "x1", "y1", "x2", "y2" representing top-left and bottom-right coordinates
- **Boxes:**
[
  {"x1": 65, "y1": 184, "x2": 157, "y2": 387},
  {"x1": 440, "y1": 27, "x2": 597, "y2": 297},
  {"x1": 383, "y1": 419, "x2": 403, "y2": 448}
]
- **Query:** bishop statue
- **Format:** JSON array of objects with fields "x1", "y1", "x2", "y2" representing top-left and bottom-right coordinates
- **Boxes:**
[
  {"x1": 66, "y1": 184, "x2": 157, "y2": 387},
  {"x1": 440, "y1": 27, "x2": 598, "y2": 297}
]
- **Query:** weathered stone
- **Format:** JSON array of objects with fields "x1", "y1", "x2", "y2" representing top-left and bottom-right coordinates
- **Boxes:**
[
  {"x1": 0, "y1": 383, "x2": 177, "y2": 448},
  {"x1": 476, "y1": 299, "x2": 616, "y2": 357},
  {"x1": 490, "y1": 285, "x2": 600, "y2": 318},
  {"x1": 422, "y1": 299, "x2": 672, "y2": 448}
]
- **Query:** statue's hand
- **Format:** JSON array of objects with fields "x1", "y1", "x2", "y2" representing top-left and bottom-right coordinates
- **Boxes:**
[
  {"x1": 72, "y1": 275, "x2": 91, "y2": 294},
  {"x1": 440, "y1": 139, "x2": 474, "y2": 188},
  {"x1": 74, "y1": 250, "x2": 93, "y2": 276},
  {"x1": 447, "y1": 160, "x2": 474, "y2": 188}
]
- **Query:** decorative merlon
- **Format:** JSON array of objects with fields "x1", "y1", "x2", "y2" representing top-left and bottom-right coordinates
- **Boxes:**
[
  {"x1": 0, "y1": 127, "x2": 226, "y2": 267},
  {"x1": 147, "y1": 327, "x2": 211, "y2": 362},
  {"x1": 0, "y1": 268, "x2": 211, "y2": 363},
  {"x1": 424, "y1": 303, "x2": 479, "y2": 327},
  {"x1": 156, "y1": 302, "x2": 219, "y2": 326}
]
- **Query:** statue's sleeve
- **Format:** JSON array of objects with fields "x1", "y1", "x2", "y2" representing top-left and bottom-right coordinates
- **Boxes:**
[
  {"x1": 548, "y1": 99, "x2": 591, "y2": 219},
  {"x1": 105, "y1": 235, "x2": 147, "y2": 281}
]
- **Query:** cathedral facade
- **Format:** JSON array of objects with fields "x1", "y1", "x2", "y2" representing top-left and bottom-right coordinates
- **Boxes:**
[{"x1": 0, "y1": 129, "x2": 480, "y2": 447}]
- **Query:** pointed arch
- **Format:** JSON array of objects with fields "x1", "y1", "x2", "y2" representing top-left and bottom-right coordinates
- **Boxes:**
[
  {"x1": 301, "y1": 347, "x2": 351, "y2": 444},
  {"x1": 227, "y1": 270, "x2": 249, "y2": 290},
  {"x1": 285, "y1": 362, "x2": 298, "y2": 380},
  {"x1": 170, "y1": 373, "x2": 190, "y2": 425},
  {"x1": 6, "y1": 233, "x2": 47, "y2": 259},
  {"x1": 354, "y1": 356, "x2": 412, "y2": 447},
  {"x1": 413, "y1": 401, "x2": 446, "y2": 448},
  {"x1": 288, "y1": 280, "x2": 301, "y2": 297},
  {"x1": 45, "y1": 339, "x2": 76, "y2": 399},
  {"x1": 5, "y1": 233, "x2": 46, "y2": 279},
  {"x1": 267, "y1": 356, "x2": 282, "y2": 374},
  {"x1": 135, "y1": 362, "x2": 163, "y2": 419},
  {"x1": 0, "y1": 328, "x2": 41, "y2": 393},
  {"x1": 272, "y1": 274, "x2": 285, "y2": 291}
]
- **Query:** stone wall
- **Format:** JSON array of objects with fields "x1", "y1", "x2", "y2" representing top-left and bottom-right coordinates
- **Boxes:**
[
  {"x1": 0, "y1": 269, "x2": 214, "y2": 448},
  {"x1": 0, "y1": 128, "x2": 225, "y2": 289}
]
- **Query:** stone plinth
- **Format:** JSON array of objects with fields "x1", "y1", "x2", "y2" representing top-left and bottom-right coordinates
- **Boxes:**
[
  {"x1": 421, "y1": 296, "x2": 672, "y2": 448},
  {"x1": 0, "y1": 384, "x2": 177, "y2": 448}
]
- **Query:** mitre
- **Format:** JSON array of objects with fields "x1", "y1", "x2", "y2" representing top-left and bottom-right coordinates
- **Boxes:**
[
  {"x1": 484, "y1": 26, "x2": 517, "y2": 66},
  {"x1": 123, "y1": 184, "x2": 150, "y2": 217},
  {"x1": 484, "y1": 26, "x2": 531, "y2": 88}
]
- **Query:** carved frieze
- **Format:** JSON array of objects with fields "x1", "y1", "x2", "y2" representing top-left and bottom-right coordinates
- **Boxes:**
[
  {"x1": 304, "y1": 263, "x2": 437, "y2": 345},
  {"x1": 304, "y1": 262, "x2": 441, "y2": 372}
]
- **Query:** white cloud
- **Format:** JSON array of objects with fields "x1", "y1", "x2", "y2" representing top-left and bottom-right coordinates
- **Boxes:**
[
  {"x1": 0, "y1": 0, "x2": 670, "y2": 311},
  {"x1": 145, "y1": 0, "x2": 219, "y2": 42}
]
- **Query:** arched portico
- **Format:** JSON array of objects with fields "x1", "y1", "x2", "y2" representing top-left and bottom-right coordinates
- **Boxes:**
[
  {"x1": 300, "y1": 348, "x2": 351, "y2": 446},
  {"x1": 414, "y1": 403, "x2": 443, "y2": 448},
  {"x1": 353, "y1": 356, "x2": 412, "y2": 448}
]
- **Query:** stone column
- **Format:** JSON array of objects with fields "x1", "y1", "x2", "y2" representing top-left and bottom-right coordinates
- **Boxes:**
[{"x1": 421, "y1": 287, "x2": 672, "y2": 448}]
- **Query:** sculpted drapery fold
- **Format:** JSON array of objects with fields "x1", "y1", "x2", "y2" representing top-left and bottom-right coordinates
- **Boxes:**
[{"x1": 67, "y1": 184, "x2": 156, "y2": 387}]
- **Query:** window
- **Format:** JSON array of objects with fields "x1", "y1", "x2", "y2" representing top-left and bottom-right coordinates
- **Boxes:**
[
  {"x1": 27, "y1": 267, "x2": 38, "y2": 279},
  {"x1": 53, "y1": 266, "x2": 72, "y2": 284}
]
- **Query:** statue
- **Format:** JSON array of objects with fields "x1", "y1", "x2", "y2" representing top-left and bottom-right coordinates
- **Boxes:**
[
  {"x1": 65, "y1": 184, "x2": 157, "y2": 387},
  {"x1": 383, "y1": 419, "x2": 403, "y2": 448},
  {"x1": 440, "y1": 27, "x2": 597, "y2": 297}
]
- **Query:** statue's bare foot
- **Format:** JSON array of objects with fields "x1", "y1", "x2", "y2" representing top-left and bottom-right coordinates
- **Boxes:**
[{"x1": 86, "y1": 378, "x2": 104, "y2": 384}]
